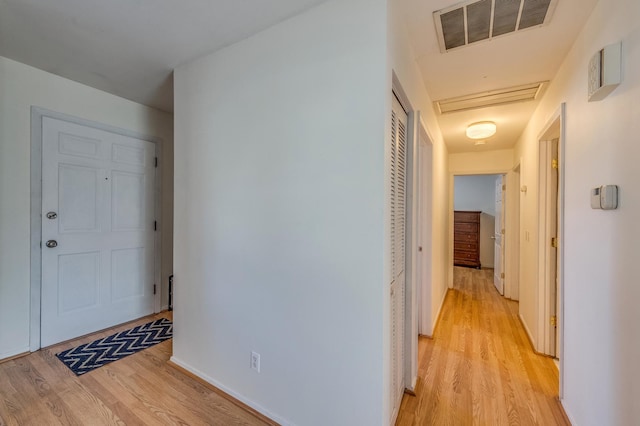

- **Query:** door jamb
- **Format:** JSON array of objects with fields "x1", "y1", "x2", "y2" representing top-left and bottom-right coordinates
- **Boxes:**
[
  {"x1": 29, "y1": 107, "x2": 163, "y2": 351},
  {"x1": 536, "y1": 103, "x2": 566, "y2": 397}
]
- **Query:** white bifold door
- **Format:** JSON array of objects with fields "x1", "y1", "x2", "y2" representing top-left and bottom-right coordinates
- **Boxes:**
[
  {"x1": 41, "y1": 117, "x2": 156, "y2": 347},
  {"x1": 389, "y1": 95, "x2": 407, "y2": 423}
]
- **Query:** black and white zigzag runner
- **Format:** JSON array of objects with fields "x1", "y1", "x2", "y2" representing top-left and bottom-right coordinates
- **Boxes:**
[{"x1": 56, "y1": 318, "x2": 173, "y2": 376}]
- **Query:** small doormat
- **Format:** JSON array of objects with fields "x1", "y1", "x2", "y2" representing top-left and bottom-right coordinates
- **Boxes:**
[{"x1": 56, "y1": 318, "x2": 173, "y2": 376}]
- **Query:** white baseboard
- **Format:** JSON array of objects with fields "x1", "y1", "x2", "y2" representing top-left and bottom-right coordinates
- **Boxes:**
[
  {"x1": 169, "y1": 356, "x2": 293, "y2": 426},
  {"x1": 0, "y1": 347, "x2": 30, "y2": 362},
  {"x1": 422, "y1": 288, "x2": 449, "y2": 338},
  {"x1": 560, "y1": 397, "x2": 577, "y2": 425},
  {"x1": 518, "y1": 313, "x2": 537, "y2": 352},
  {"x1": 431, "y1": 288, "x2": 448, "y2": 334}
]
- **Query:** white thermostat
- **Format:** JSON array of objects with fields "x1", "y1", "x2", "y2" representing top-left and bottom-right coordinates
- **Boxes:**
[
  {"x1": 591, "y1": 185, "x2": 619, "y2": 210},
  {"x1": 588, "y1": 42, "x2": 622, "y2": 102}
]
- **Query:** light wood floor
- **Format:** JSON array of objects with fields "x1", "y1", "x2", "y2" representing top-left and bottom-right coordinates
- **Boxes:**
[
  {"x1": 396, "y1": 267, "x2": 569, "y2": 426},
  {"x1": 0, "y1": 312, "x2": 270, "y2": 426}
]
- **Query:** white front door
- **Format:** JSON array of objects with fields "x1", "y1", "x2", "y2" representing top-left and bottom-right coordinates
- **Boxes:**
[
  {"x1": 494, "y1": 176, "x2": 505, "y2": 294},
  {"x1": 41, "y1": 117, "x2": 156, "y2": 347}
]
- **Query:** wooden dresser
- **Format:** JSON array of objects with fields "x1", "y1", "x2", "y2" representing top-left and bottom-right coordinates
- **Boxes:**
[{"x1": 454, "y1": 211, "x2": 481, "y2": 269}]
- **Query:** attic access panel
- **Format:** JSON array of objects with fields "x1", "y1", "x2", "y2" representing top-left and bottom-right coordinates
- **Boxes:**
[{"x1": 434, "y1": 0, "x2": 558, "y2": 52}]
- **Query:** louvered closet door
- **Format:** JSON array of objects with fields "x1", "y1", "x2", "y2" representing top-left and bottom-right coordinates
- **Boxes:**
[{"x1": 389, "y1": 95, "x2": 408, "y2": 422}]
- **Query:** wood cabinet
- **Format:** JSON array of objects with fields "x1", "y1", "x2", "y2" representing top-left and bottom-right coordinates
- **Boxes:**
[{"x1": 454, "y1": 211, "x2": 481, "y2": 269}]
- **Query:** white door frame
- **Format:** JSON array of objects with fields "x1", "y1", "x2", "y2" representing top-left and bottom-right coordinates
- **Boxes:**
[
  {"x1": 504, "y1": 162, "x2": 521, "y2": 301},
  {"x1": 391, "y1": 74, "x2": 417, "y2": 399},
  {"x1": 29, "y1": 107, "x2": 163, "y2": 351},
  {"x1": 390, "y1": 73, "x2": 435, "y2": 402},
  {"x1": 416, "y1": 119, "x2": 433, "y2": 338},
  {"x1": 536, "y1": 103, "x2": 566, "y2": 396}
]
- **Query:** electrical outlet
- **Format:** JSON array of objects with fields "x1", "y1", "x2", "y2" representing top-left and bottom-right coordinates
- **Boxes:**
[{"x1": 251, "y1": 351, "x2": 261, "y2": 373}]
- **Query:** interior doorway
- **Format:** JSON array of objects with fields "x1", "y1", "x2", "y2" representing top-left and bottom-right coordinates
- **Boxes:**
[
  {"x1": 537, "y1": 104, "x2": 565, "y2": 362},
  {"x1": 452, "y1": 174, "x2": 503, "y2": 273}
]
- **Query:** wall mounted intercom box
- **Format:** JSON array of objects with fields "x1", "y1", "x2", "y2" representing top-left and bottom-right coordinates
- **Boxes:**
[
  {"x1": 588, "y1": 42, "x2": 622, "y2": 102},
  {"x1": 591, "y1": 185, "x2": 619, "y2": 210}
]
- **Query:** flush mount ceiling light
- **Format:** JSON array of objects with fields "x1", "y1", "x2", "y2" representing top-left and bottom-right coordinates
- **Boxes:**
[{"x1": 466, "y1": 121, "x2": 497, "y2": 139}]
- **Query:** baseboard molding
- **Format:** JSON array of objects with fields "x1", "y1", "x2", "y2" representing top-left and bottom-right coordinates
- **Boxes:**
[
  {"x1": 429, "y1": 288, "x2": 450, "y2": 337},
  {"x1": 518, "y1": 313, "x2": 537, "y2": 352},
  {"x1": 558, "y1": 397, "x2": 575, "y2": 426},
  {"x1": 0, "y1": 350, "x2": 30, "y2": 364},
  {"x1": 167, "y1": 357, "x2": 288, "y2": 426}
]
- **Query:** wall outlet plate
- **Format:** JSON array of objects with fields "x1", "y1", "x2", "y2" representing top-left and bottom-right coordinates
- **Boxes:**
[{"x1": 251, "y1": 351, "x2": 261, "y2": 373}]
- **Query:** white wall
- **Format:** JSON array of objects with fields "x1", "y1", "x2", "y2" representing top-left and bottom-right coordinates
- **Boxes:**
[
  {"x1": 388, "y1": 0, "x2": 450, "y2": 344},
  {"x1": 172, "y1": 1, "x2": 387, "y2": 425},
  {"x1": 454, "y1": 174, "x2": 500, "y2": 215},
  {"x1": 454, "y1": 175, "x2": 500, "y2": 268},
  {"x1": 449, "y1": 149, "x2": 514, "y2": 175},
  {"x1": 0, "y1": 56, "x2": 173, "y2": 360},
  {"x1": 514, "y1": 0, "x2": 640, "y2": 423}
]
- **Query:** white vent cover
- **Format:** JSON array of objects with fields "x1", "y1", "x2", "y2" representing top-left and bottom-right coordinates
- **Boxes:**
[
  {"x1": 435, "y1": 81, "x2": 548, "y2": 114},
  {"x1": 434, "y1": 0, "x2": 558, "y2": 52}
]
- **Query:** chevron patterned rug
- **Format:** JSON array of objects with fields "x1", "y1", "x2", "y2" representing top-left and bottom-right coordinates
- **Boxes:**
[{"x1": 56, "y1": 318, "x2": 173, "y2": 376}]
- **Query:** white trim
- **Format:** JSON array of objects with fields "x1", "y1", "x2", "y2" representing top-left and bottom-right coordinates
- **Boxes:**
[
  {"x1": 536, "y1": 103, "x2": 566, "y2": 397},
  {"x1": 29, "y1": 107, "x2": 163, "y2": 351},
  {"x1": 504, "y1": 161, "x2": 521, "y2": 301},
  {"x1": 0, "y1": 347, "x2": 31, "y2": 362},
  {"x1": 417, "y1": 118, "x2": 434, "y2": 337},
  {"x1": 169, "y1": 356, "x2": 292, "y2": 426},
  {"x1": 422, "y1": 285, "x2": 448, "y2": 338},
  {"x1": 519, "y1": 313, "x2": 536, "y2": 350}
]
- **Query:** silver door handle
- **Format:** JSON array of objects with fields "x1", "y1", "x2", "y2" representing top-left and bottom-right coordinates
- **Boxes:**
[
  {"x1": 490, "y1": 236, "x2": 496, "y2": 240},
  {"x1": 46, "y1": 240, "x2": 58, "y2": 248},
  {"x1": 46, "y1": 211, "x2": 57, "y2": 219}
]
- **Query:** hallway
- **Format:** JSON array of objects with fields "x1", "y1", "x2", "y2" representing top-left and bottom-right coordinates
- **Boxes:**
[{"x1": 396, "y1": 267, "x2": 568, "y2": 425}]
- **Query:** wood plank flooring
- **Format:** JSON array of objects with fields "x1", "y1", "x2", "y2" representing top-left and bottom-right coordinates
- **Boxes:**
[
  {"x1": 0, "y1": 313, "x2": 270, "y2": 426},
  {"x1": 396, "y1": 267, "x2": 569, "y2": 426}
]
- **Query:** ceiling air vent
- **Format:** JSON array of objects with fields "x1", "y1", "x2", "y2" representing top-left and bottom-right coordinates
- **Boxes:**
[
  {"x1": 434, "y1": 0, "x2": 558, "y2": 52},
  {"x1": 435, "y1": 82, "x2": 548, "y2": 114}
]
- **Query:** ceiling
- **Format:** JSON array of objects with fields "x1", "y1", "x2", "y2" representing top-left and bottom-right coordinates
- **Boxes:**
[
  {"x1": 1, "y1": 0, "x2": 598, "y2": 152},
  {"x1": 0, "y1": 0, "x2": 328, "y2": 112},
  {"x1": 399, "y1": 0, "x2": 599, "y2": 153}
]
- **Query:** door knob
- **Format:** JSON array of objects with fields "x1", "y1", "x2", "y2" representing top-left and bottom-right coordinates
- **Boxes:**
[
  {"x1": 46, "y1": 211, "x2": 57, "y2": 219},
  {"x1": 46, "y1": 240, "x2": 58, "y2": 248}
]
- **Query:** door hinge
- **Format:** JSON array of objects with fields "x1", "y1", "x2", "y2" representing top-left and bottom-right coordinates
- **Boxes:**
[
  {"x1": 552, "y1": 159, "x2": 559, "y2": 170},
  {"x1": 502, "y1": 184, "x2": 506, "y2": 191},
  {"x1": 155, "y1": 157, "x2": 158, "y2": 168},
  {"x1": 551, "y1": 237, "x2": 558, "y2": 248},
  {"x1": 501, "y1": 272, "x2": 505, "y2": 279},
  {"x1": 153, "y1": 284, "x2": 157, "y2": 295},
  {"x1": 550, "y1": 315, "x2": 557, "y2": 327},
  {"x1": 154, "y1": 221, "x2": 157, "y2": 231}
]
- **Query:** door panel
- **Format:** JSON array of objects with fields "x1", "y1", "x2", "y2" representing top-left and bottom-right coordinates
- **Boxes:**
[
  {"x1": 58, "y1": 251, "x2": 100, "y2": 313},
  {"x1": 41, "y1": 117, "x2": 156, "y2": 347},
  {"x1": 58, "y1": 164, "x2": 101, "y2": 233}
]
